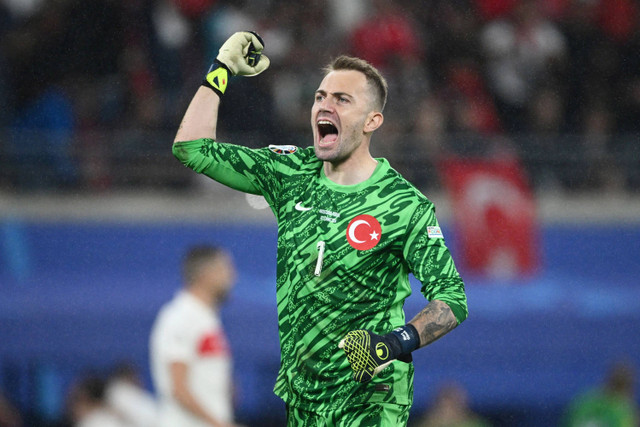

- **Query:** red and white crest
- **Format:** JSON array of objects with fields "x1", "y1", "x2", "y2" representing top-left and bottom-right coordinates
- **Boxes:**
[{"x1": 346, "y1": 214, "x2": 382, "y2": 250}]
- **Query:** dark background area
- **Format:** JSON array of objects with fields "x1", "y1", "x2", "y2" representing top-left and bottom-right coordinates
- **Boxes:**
[{"x1": 1, "y1": 0, "x2": 639, "y2": 425}]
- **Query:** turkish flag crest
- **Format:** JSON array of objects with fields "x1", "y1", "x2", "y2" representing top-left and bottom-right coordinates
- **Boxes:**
[{"x1": 346, "y1": 214, "x2": 382, "y2": 250}]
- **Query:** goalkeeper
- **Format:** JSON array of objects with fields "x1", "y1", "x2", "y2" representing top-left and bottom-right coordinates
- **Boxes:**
[{"x1": 172, "y1": 31, "x2": 468, "y2": 426}]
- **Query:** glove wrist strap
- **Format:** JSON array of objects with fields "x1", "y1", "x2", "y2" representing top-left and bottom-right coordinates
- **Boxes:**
[
  {"x1": 202, "y1": 60, "x2": 230, "y2": 97},
  {"x1": 389, "y1": 324, "x2": 420, "y2": 355}
]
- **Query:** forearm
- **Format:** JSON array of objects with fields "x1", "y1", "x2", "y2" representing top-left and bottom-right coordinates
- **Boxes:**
[
  {"x1": 408, "y1": 299, "x2": 458, "y2": 348},
  {"x1": 174, "y1": 86, "x2": 221, "y2": 143},
  {"x1": 340, "y1": 300, "x2": 459, "y2": 383},
  {"x1": 174, "y1": 386, "x2": 222, "y2": 427},
  {"x1": 171, "y1": 362, "x2": 224, "y2": 427}
]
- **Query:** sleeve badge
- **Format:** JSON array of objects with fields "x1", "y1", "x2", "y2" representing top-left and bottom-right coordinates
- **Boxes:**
[
  {"x1": 268, "y1": 144, "x2": 298, "y2": 155},
  {"x1": 427, "y1": 226, "x2": 444, "y2": 239}
]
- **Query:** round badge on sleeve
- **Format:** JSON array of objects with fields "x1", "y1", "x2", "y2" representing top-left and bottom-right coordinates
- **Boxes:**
[{"x1": 346, "y1": 214, "x2": 382, "y2": 250}]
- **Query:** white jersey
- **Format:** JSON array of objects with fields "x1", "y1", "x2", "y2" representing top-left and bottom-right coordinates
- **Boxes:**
[
  {"x1": 106, "y1": 379, "x2": 159, "y2": 427},
  {"x1": 76, "y1": 407, "x2": 126, "y2": 427},
  {"x1": 150, "y1": 291, "x2": 233, "y2": 427}
]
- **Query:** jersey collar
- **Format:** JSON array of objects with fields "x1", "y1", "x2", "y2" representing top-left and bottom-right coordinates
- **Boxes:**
[{"x1": 319, "y1": 158, "x2": 389, "y2": 193}]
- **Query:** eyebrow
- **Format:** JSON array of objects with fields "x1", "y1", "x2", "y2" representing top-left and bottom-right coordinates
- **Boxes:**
[{"x1": 315, "y1": 90, "x2": 354, "y2": 100}]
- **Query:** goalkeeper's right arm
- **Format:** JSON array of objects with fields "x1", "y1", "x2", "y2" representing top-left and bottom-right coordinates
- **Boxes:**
[
  {"x1": 173, "y1": 31, "x2": 270, "y2": 144},
  {"x1": 339, "y1": 325, "x2": 420, "y2": 383},
  {"x1": 339, "y1": 300, "x2": 460, "y2": 383}
]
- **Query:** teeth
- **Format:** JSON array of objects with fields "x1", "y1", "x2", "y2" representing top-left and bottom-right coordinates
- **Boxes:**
[{"x1": 318, "y1": 120, "x2": 333, "y2": 125}]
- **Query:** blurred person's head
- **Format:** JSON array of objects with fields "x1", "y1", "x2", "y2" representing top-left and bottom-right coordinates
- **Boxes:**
[
  {"x1": 528, "y1": 87, "x2": 564, "y2": 133},
  {"x1": 182, "y1": 245, "x2": 236, "y2": 305},
  {"x1": 604, "y1": 360, "x2": 636, "y2": 398},
  {"x1": 109, "y1": 361, "x2": 143, "y2": 387},
  {"x1": 415, "y1": 96, "x2": 446, "y2": 138},
  {"x1": 565, "y1": 0, "x2": 600, "y2": 27},
  {"x1": 512, "y1": 0, "x2": 542, "y2": 25},
  {"x1": 311, "y1": 56, "x2": 386, "y2": 164},
  {"x1": 433, "y1": 382, "x2": 471, "y2": 417},
  {"x1": 67, "y1": 374, "x2": 107, "y2": 423},
  {"x1": 0, "y1": 390, "x2": 22, "y2": 427},
  {"x1": 582, "y1": 102, "x2": 613, "y2": 136}
]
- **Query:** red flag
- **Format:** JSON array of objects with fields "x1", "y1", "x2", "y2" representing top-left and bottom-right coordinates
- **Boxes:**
[{"x1": 439, "y1": 157, "x2": 540, "y2": 279}]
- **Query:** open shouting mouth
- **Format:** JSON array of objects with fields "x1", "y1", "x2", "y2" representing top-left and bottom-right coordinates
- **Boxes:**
[{"x1": 317, "y1": 119, "x2": 339, "y2": 146}]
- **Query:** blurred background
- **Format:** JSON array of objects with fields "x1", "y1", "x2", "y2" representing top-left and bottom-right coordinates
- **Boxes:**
[{"x1": 0, "y1": 0, "x2": 639, "y2": 426}]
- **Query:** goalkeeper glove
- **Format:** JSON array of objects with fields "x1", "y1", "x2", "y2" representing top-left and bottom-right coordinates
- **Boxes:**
[
  {"x1": 202, "y1": 31, "x2": 270, "y2": 97},
  {"x1": 338, "y1": 325, "x2": 420, "y2": 383}
]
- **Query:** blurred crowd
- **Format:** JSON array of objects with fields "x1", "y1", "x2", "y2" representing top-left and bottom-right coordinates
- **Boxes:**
[
  {"x1": 1, "y1": 359, "x2": 636, "y2": 426},
  {"x1": 0, "y1": 0, "x2": 639, "y2": 192},
  {"x1": 0, "y1": 362, "x2": 159, "y2": 427}
]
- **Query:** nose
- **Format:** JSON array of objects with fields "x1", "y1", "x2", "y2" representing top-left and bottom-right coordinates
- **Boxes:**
[{"x1": 316, "y1": 96, "x2": 334, "y2": 113}]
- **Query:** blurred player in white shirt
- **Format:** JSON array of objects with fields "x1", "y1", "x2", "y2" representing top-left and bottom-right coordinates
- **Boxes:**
[
  {"x1": 67, "y1": 374, "x2": 125, "y2": 427},
  {"x1": 150, "y1": 245, "x2": 242, "y2": 427},
  {"x1": 105, "y1": 362, "x2": 159, "y2": 427}
]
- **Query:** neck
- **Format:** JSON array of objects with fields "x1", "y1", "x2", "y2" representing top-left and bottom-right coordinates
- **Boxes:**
[
  {"x1": 187, "y1": 286, "x2": 216, "y2": 308},
  {"x1": 323, "y1": 151, "x2": 378, "y2": 186}
]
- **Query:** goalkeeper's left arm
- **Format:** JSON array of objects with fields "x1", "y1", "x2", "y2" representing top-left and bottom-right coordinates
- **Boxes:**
[{"x1": 339, "y1": 300, "x2": 458, "y2": 383}]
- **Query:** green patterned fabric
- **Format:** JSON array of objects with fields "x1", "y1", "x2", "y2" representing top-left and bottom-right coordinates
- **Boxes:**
[
  {"x1": 286, "y1": 402, "x2": 411, "y2": 427},
  {"x1": 173, "y1": 139, "x2": 468, "y2": 414}
]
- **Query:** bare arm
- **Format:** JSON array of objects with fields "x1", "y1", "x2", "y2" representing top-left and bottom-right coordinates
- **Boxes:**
[
  {"x1": 408, "y1": 300, "x2": 458, "y2": 348},
  {"x1": 174, "y1": 86, "x2": 221, "y2": 144},
  {"x1": 339, "y1": 299, "x2": 461, "y2": 383},
  {"x1": 170, "y1": 362, "x2": 236, "y2": 427}
]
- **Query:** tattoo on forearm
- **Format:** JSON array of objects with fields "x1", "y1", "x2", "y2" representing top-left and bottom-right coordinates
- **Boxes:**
[{"x1": 411, "y1": 300, "x2": 458, "y2": 348}]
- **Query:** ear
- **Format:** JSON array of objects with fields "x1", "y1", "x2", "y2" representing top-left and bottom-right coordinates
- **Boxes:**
[{"x1": 364, "y1": 111, "x2": 384, "y2": 133}]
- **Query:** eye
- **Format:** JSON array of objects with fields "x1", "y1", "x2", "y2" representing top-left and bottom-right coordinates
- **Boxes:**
[
  {"x1": 315, "y1": 94, "x2": 325, "y2": 102},
  {"x1": 338, "y1": 96, "x2": 349, "y2": 103}
]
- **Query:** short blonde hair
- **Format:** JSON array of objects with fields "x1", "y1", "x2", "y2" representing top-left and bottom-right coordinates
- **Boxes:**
[{"x1": 324, "y1": 55, "x2": 388, "y2": 112}]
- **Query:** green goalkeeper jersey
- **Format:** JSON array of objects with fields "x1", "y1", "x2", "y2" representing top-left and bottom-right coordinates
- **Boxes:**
[{"x1": 173, "y1": 139, "x2": 468, "y2": 414}]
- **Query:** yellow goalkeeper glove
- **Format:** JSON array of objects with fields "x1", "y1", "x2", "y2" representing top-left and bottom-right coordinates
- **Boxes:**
[
  {"x1": 339, "y1": 325, "x2": 420, "y2": 383},
  {"x1": 202, "y1": 31, "x2": 270, "y2": 96}
]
